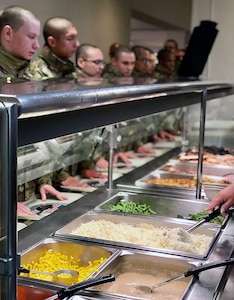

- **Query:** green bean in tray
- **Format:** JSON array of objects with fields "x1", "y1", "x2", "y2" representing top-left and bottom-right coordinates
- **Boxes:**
[
  {"x1": 109, "y1": 201, "x2": 157, "y2": 215},
  {"x1": 188, "y1": 211, "x2": 224, "y2": 225}
]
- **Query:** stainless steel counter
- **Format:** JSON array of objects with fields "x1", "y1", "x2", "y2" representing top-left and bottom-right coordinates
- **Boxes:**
[
  {"x1": 1, "y1": 79, "x2": 233, "y2": 299},
  {"x1": 18, "y1": 150, "x2": 234, "y2": 300}
]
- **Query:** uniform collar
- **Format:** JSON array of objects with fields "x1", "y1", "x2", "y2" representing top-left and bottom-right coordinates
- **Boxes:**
[
  {"x1": 39, "y1": 45, "x2": 75, "y2": 75},
  {"x1": 0, "y1": 47, "x2": 30, "y2": 78}
]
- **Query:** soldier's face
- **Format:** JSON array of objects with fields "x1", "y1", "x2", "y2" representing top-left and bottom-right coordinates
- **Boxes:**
[
  {"x1": 146, "y1": 53, "x2": 157, "y2": 74},
  {"x1": 163, "y1": 53, "x2": 175, "y2": 71},
  {"x1": 135, "y1": 50, "x2": 152, "y2": 74},
  {"x1": 7, "y1": 17, "x2": 40, "y2": 60},
  {"x1": 77, "y1": 48, "x2": 104, "y2": 77},
  {"x1": 112, "y1": 52, "x2": 135, "y2": 77},
  {"x1": 52, "y1": 26, "x2": 79, "y2": 58}
]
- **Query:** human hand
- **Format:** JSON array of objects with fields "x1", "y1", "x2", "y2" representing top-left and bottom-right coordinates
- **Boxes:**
[
  {"x1": 81, "y1": 169, "x2": 108, "y2": 179},
  {"x1": 113, "y1": 152, "x2": 137, "y2": 164},
  {"x1": 17, "y1": 202, "x2": 37, "y2": 216},
  {"x1": 61, "y1": 176, "x2": 89, "y2": 188},
  {"x1": 96, "y1": 157, "x2": 108, "y2": 170},
  {"x1": 39, "y1": 184, "x2": 68, "y2": 201},
  {"x1": 137, "y1": 146, "x2": 155, "y2": 154},
  {"x1": 206, "y1": 183, "x2": 234, "y2": 213},
  {"x1": 153, "y1": 134, "x2": 164, "y2": 143},
  {"x1": 158, "y1": 130, "x2": 175, "y2": 141}
]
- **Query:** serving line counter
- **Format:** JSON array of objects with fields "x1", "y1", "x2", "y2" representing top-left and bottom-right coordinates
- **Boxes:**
[{"x1": 0, "y1": 78, "x2": 234, "y2": 299}]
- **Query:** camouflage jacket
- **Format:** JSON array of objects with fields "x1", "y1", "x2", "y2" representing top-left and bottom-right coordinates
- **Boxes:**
[
  {"x1": 75, "y1": 68, "x2": 87, "y2": 78},
  {"x1": 102, "y1": 64, "x2": 124, "y2": 79},
  {"x1": 152, "y1": 64, "x2": 177, "y2": 81},
  {"x1": 18, "y1": 173, "x2": 53, "y2": 201},
  {"x1": 24, "y1": 45, "x2": 76, "y2": 80},
  {"x1": 0, "y1": 47, "x2": 30, "y2": 79},
  {"x1": 131, "y1": 69, "x2": 152, "y2": 78}
]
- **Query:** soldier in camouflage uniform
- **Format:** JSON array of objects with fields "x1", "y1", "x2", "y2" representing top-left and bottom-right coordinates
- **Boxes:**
[
  {"x1": 24, "y1": 17, "x2": 95, "y2": 190},
  {"x1": 75, "y1": 44, "x2": 105, "y2": 78},
  {"x1": 101, "y1": 42, "x2": 121, "y2": 78},
  {"x1": 25, "y1": 16, "x2": 79, "y2": 80},
  {"x1": 0, "y1": 6, "x2": 68, "y2": 209},
  {"x1": 0, "y1": 6, "x2": 40, "y2": 79},
  {"x1": 150, "y1": 48, "x2": 182, "y2": 142},
  {"x1": 102, "y1": 45, "x2": 135, "y2": 79},
  {"x1": 131, "y1": 46, "x2": 154, "y2": 78},
  {"x1": 153, "y1": 49, "x2": 177, "y2": 81}
]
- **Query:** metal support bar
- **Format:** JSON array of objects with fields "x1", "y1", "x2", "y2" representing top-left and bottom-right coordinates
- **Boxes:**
[
  {"x1": 196, "y1": 88, "x2": 207, "y2": 199},
  {"x1": 0, "y1": 101, "x2": 18, "y2": 300},
  {"x1": 106, "y1": 125, "x2": 118, "y2": 190}
]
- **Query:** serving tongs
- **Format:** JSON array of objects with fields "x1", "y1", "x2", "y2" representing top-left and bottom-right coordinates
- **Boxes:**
[
  {"x1": 44, "y1": 274, "x2": 115, "y2": 300},
  {"x1": 138, "y1": 257, "x2": 234, "y2": 293},
  {"x1": 186, "y1": 207, "x2": 221, "y2": 233}
]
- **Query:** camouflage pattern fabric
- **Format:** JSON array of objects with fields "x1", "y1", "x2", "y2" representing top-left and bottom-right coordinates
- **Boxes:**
[
  {"x1": 131, "y1": 69, "x2": 151, "y2": 78},
  {"x1": 152, "y1": 64, "x2": 177, "y2": 81},
  {"x1": 102, "y1": 64, "x2": 124, "y2": 79},
  {"x1": 0, "y1": 47, "x2": 30, "y2": 79},
  {"x1": 18, "y1": 173, "x2": 53, "y2": 201},
  {"x1": 75, "y1": 68, "x2": 90, "y2": 78},
  {"x1": 154, "y1": 109, "x2": 184, "y2": 133},
  {"x1": 24, "y1": 45, "x2": 76, "y2": 80}
]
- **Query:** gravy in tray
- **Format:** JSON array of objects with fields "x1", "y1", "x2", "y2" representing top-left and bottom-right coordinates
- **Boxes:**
[{"x1": 99, "y1": 271, "x2": 188, "y2": 299}]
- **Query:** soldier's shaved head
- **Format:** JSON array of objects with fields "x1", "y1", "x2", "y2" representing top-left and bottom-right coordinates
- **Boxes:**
[
  {"x1": 43, "y1": 17, "x2": 74, "y2": 44},
  {"x1": 75, "y1": 43, "x2": 99, "y2": 61},
  {"x1": 0, "y1": 5, "x2": 38, "y2": 34}
]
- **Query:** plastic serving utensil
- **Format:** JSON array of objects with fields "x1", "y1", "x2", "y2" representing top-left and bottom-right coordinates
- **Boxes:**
[
  {"x1": 186, "y1": 207, "x2": 221, "y2": 233},
  {"x1": 45, "y1": 274, "x2": 115, "y2": 300},
  {"x1": 138, "y1": 257, "x2": 234, "y2": 294}
]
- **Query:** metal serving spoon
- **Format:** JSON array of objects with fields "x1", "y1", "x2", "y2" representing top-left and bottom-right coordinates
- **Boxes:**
[
  {"x1": 19, "y1": 266, "x2": 78, "y2": 283},
  {"x1": 138, "y1": 257, "x2": 234, "y2": 294}
]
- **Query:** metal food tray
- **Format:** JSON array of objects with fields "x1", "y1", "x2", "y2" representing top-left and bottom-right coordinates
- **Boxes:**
[
  {"x1": 94, "y1": 191, "x2": 227, "y2": 226},
  {"x1": 94, "y1": 191, "x2": 208, "y2": 217},
  {"x1": 169, "y1": 154, "x2": 234, "y2": 167},
  {"x1": 54, "y1": 211, "x2": 221, "y2": 260},
  {"x1": 19, "y1": 237, "x2": 119, "y2": 284},
  {"x1": 90, "y1": 249, "x2": 194, "y2": 299},
  {"x1": 158, "y1": 160, "x2": 234, "y2": 177},
  {"x1": 135, "y1": 171, "x2": 231, "y2": 192}
]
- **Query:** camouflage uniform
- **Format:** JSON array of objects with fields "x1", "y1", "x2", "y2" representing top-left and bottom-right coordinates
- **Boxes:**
[
  {"x1": 75, "y1": 68, "x2": 89, "y2": 78},
  {"x1": 102, "y1": 64, "x2": 124, "y2": 79},
  {"x1": 24, "y1": 45, "x2": 76, "y2": 80},
  {"x1": 101, "y1": 62, "x2": 111, "y2": 75},
  {"x1": 0, "y1": 46, "x2": 30, "y2": 79},
  {"x1": 131, "y1": 69, "x2": 151, "y2": 78},
  {"x1": 155, "y1": 109, "x2": 184, "y2": 133},
  {"x1": 152, "y1": 64, "x2": 177, "y2": 81},
  {"x1": 24, "y1": 45, "x2": 79, "y2": 194}
]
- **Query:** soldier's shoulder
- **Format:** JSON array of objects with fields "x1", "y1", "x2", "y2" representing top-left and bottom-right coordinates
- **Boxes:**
[{"x1": 25, "y1": 58, "x2": 54, "y2": 80}]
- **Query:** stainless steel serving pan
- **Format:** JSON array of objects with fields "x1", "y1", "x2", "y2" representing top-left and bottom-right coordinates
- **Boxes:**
[
  {"x1": 94, "y1": 191, "x2": 212, "y2": 219},
  {"x1": 54, "y1": 211, "x2": 221, "y2": 260},
  {"x1": 134, "y1": 171, "x2": 199, "y2": 194},
  {"x1": 89, "y1": 249, "x2": 194, "y2": 300},
  {"x1": 158, "y1": 161, "x2": 234, "y2": 177},
  {"x1": 135, "y1": 171, "x2": 231, "y2": 193},
  {"x1": 19, "y1": 237, "x2": 119, "y2": 285}
]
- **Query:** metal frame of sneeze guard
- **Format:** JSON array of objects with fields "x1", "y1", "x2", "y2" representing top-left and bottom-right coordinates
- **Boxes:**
[{"x1": 0, "y1": 80, "x2": 234, "y2": 300}]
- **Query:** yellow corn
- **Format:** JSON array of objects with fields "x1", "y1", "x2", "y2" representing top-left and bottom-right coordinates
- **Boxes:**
[{"x1": 22, "y1": 249, "x2": 107, "y2": 284}]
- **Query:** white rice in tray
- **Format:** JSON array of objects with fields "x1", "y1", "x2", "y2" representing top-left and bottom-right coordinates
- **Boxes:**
[{"x1": 71, "y1": 220, "x2": 212, "y2": 255}]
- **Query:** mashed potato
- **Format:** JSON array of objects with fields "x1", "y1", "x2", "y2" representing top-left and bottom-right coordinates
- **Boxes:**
[{"x1": 71, "y1": 220, "x2": 212, "y2": 255}]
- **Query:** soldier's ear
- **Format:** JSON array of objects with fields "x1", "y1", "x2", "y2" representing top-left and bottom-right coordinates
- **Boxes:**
[
  {"x1": 2, "y1": 25, "x2": 14, "y2": 42},
  {"x1": 47, "y1": 36, "x2": 56, "y2": 48},
  {"x1": 77, "y1": 57, "x2": 85, "y2": 68}
]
